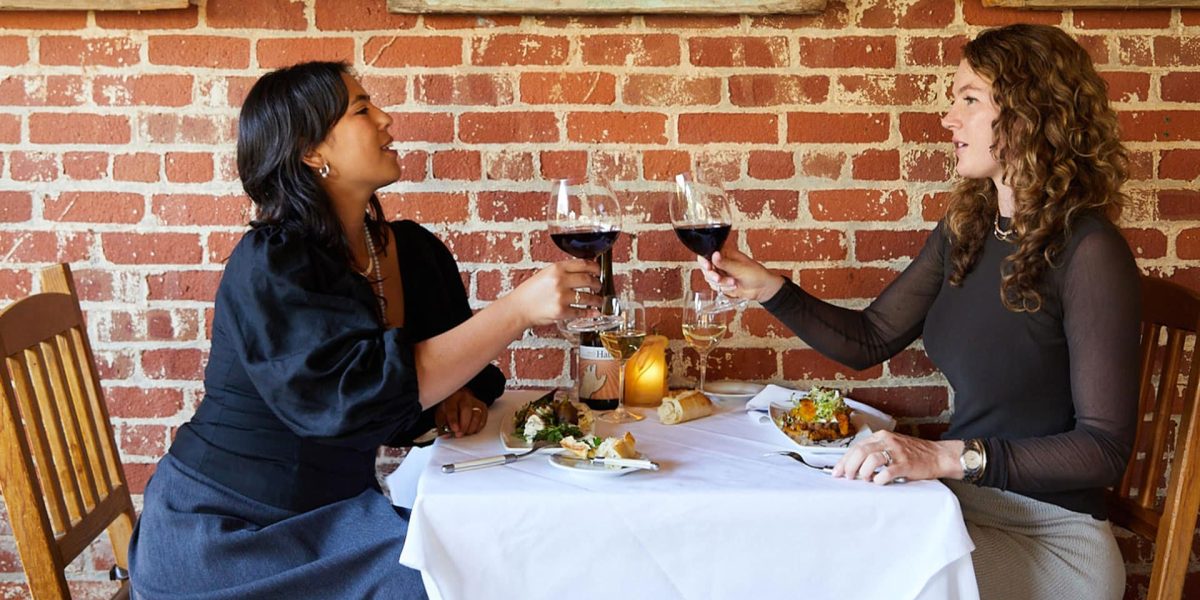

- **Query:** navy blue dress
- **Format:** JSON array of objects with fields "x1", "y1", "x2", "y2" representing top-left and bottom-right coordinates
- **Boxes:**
[{"x1": 129, "y1": 220, "x2": 505, "y2": 599}]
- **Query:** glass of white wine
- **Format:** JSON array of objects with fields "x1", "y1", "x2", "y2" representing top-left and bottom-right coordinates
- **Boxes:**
[
  {"x1": 683, "y1": 287, "x2": 729, "y2": 394},
  {"x1": 596, "y1": 295, "x2": 646, "y2": 424}
]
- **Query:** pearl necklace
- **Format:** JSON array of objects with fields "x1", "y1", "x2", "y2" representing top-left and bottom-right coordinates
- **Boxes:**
[
  {"x1": 359, "y1": 223, "x2": 387, "y2": 325},
  {"x1": 993, "y1": 213, "x2": 1014, "y2": 243}
]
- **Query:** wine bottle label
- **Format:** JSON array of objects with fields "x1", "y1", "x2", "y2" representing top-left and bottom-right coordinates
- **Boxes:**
[{"x1": 578, "y1": 345, "x2": 620, "y2": 401}]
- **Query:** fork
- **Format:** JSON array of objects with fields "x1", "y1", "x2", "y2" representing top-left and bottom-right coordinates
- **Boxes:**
[
  {"x1": 764, "y1": 451, "x2": 908, "y2": 483},
  {"x1": 442, "y1": 440, "x2": 553, "y2": 474}
]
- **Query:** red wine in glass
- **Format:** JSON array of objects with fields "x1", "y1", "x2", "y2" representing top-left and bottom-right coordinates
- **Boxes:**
[
  {"x1": 672, "y1": 224, "x2": 731, "y2": 260},
  {"x1": 550, "y1": 229, "x2": 620, "y2": 260}
]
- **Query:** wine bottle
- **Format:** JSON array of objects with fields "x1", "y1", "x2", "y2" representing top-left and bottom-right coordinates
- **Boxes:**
[{"x1": 577, "y1": 247, "x2": 620, "y2": 411}]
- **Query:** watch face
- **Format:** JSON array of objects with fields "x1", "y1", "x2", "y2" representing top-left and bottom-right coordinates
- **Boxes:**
[{"x1": 963, "y1": 450, "x2": 983, "y2": 470}]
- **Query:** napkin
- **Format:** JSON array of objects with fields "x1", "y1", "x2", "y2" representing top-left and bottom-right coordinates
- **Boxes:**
[{"x1": 745, "y1": 383, "x2": 803, "y2": 413}]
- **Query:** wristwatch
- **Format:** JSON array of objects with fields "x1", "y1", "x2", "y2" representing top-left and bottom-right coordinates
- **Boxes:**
[{"x1": 960, "y1": 438, "x2": 987, "y2": 484}]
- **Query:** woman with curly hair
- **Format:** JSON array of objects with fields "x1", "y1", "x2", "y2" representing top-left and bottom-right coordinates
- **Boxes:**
[{"x1": 700, "y1": 24, "x2": 1137, "y2": 599}]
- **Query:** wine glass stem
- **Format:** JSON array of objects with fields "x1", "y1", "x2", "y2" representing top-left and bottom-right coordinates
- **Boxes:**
[
  {"x1": 616, "y1": 359, "x2": 627, "y2": 414},
  {"x1": 698, "y1": 351, "x2": 709, "y2": 392}
]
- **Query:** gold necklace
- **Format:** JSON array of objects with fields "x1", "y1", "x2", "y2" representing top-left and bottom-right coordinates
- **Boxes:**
[{"x1": 993, "y1": 213, "x2": 1014, "y2": 242}]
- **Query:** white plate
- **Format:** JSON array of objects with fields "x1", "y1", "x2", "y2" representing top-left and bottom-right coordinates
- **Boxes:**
[
  {"x1": 499, "y1": 407, "x2": 593, "y2": 453},
  {"x1": 547, "y1": 452, "x2": 646, "y2": 477},
  {"x1": 702, "y1": 381, "x2": 765, "y2": 403},
  {"x1": 766, "y1": 397, "x2": 896, "y2": 466}
]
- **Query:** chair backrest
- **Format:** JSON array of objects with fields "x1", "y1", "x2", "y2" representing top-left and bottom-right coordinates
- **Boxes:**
[
  {"x1": 1109, "y1": 275, "x2": 1200, "y2": 600},
  {"x1": 0, "y1": 264, "x2": 135, "y2": 600}
]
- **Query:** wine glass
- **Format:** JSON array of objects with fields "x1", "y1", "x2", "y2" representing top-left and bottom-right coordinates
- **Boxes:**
[
  {"x1": 596, "y1": 295, "x2": 646, "y2": 424},
  {"x1": 669, "y1": 172, "x2": 748, "y2": 314},
  {"x1": 548, "y1": 177, "x2": 622, "y2": 334},
  {"x1": 683, "y1": 285, "x2": 729, "y2": 395}
]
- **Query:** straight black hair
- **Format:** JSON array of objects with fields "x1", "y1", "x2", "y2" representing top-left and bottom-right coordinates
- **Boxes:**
[{"x1": 236, "y1": 60, "x2": 388, "y2": 261}]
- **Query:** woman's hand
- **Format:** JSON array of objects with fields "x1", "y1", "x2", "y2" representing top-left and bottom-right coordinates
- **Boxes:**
[
  {"x1": 435, "y1": 388, "x2": 489, "y2": 438},
  {"x1": 504, "y1": 259, "x2": 601, "y2": 328},
  {"x1": 698, "y1": 248, "x2": 785, "y2": 304},
  {"x1": 831, "y1": 430, "x2": 963, "y2": 486}
]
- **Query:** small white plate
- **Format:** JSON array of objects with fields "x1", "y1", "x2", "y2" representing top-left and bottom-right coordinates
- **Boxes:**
[
  {"x1": 703, "y1": 381, "x2": 766, "y2": 404},
  {"x1": 547, "y1": 452, "x2": 645, "y2": 477}
]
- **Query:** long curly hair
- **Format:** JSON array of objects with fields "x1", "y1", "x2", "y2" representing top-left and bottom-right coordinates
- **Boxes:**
[{"x1": 944, "y1": 24, "x2": 1129, "y2": 312}]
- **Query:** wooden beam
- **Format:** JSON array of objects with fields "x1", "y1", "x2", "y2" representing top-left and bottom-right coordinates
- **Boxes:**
[
  {"x1": 388, "y1": 0, "x2": 824, "y2": 14},
  {"x1": 0, "y1": 0, "x2": 188, "y2": 9}
]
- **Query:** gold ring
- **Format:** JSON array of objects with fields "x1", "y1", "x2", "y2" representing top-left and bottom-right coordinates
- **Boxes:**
[
  {"x1": 471, "y1": 407, "x2": 483, "y2": 413},
  {"x1": 574, "y1": 290, "x2": 583, "y2": 306},
  {"x1": 880, "y1": 448, "x2": 893, "y2": 466}
]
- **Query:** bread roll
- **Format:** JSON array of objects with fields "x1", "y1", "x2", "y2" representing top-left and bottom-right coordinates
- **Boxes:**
[
  {"x1": 657, "y1": 390, "x2": 714, "y2": 425},
  {"x1": 598, "y1": 432, "x2": 638, "y2": 459}
]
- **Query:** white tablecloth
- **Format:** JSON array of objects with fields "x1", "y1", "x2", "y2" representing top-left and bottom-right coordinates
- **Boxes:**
[{"x1": 393, "y1": 391, "x2": 979, "y2": 600}]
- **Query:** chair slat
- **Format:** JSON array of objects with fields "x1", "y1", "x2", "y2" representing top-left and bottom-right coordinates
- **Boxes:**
[
  {"x1": 4, "y1": 354, "x2": 70, "y2": 534},
  {"x1": 39, "y1": 339, "x2": 101, "y2": 511},
  {"x1": 1140, "y1": 329, "x2": 1184, "y2": 508},
  {"x1": 1122, "y1": 322, "x2": 1161, "y2": 497},
  {"x1": 71, "y1": 327, "x2": 125, "y2": 487},
  {"x1": 56, "y1": 330, "x2": 113, "y2": 496},
  {"x1": 23, "y1": 345, "x2": 88, "y2": 523}
]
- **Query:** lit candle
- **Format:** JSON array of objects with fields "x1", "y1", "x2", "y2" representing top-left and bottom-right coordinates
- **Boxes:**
[{"x1": 624, "y1": 334, "x2": 668, "y2": 407}]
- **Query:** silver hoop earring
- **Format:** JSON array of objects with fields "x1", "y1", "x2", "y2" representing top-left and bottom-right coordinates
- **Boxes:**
[{"x1": 318, "y1": 162, "x2": 330, "y2": 178}]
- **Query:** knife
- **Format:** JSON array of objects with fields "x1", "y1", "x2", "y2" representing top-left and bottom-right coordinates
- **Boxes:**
[{"x1": 556, "y1": 455, "x2": 660, "y2": 471}]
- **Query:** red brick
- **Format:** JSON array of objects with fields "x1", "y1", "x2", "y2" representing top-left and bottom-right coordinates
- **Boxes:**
[
  {"x1": 1160, "y1": 149, "x2": 1200, "y2": 180},
  {"x1": 395, "y1": 150, "x2": 427, "y2": 182},
  {"x1": 701, "y1": 348, "x2": 778, "y2": 382},
  {"x1": 729, "y1": 189, "x2": 800, "y2": 221},
  {"x1": 1185, "y1": 9, "x2": 1200, "y2": 26},
  {"x1": 1162, "y1": 73, "x2": 1200, "y2": 103},
  {"x1": 92, "y1": 347, "x2": 135, "y2": 378},
  {"x1": 689, "y1": 36, "x2": 788, "y2": 68},
  {"x1": 1099, "y1": 71, "x2": 1149, "y2": 103},
  {"x1": 846, "y1": 386, "x2": 949, "y2": 418},
  {"x1": 898, "y1": 0, "x2": 954, "y2": 28},
  {"x1": 512, "y1": 348, "x2": 567, "y2": 380},
  {"x1": 124, "y1": 463, "x2": 157, "y2": 495},
  {"x1": 904, "y1": 149, "x2": 952, "y2": 182},
  {"x1": 745, "y1": 229, "x2": 846, "y2": 262},
  {"x1": 0, "y1": 114, "x2": 16, "y2": 143},
  {"x1": 62, "y1": 152, "x2": 107, "y2": 180},
  {"x1": 95, "y1": 6, "x2": 199, "y2": 29},
  {"x1": 0, "y1": 75, "x2": 85, "y2": 106},
  {"x1": 852, "y1": 149, "x2": 900, "y2": 181},
  {"x1": 521, "y1": 72, "x2": 616, "y2": 105},
  {"x1": 1127, "y1": 150, "x2": 1153, "y2": 182},
  {"x1": 257, "y1": 38, "x2": 356, "y2": 68},
  {"x1": 810, "y1": 190, "x2": 907, "y2": 222},
  {"x1": 678, "y1": 113, "x2": 777, "y2": 144},
  {"x1": 783, "y1": 349, "x2": 884, "y2": 380},
  {"x1": 636, "y1": 229, "x2": 698, "y2": 262},
  {"x1": 627, "y1": 267, "x2": 683, "y2": 302},
  {"x1": 729, "y1": 75, "x2": 828, "y2": 107},
  {"x1": 365, "y1": 36, "x2": 464, "y2": 67},
  {"x1": 205, "y1": 232, "x2": 243, "y2": 263},
  {"x1": 838, "y1": 74, "x2": 940, "y2": 106},
  {"x1": 644, "y1": 15, "x2": 740, "y2": 29},
  {"x1": 858, "y1": 0, "x2": 897, "y2": 28},
  {"x1": 750, "y1": 1, "x2": 851, "y2": 29},
  {"x1": 748, "y1": 151, "x2": 795, "y2": 181},
  {"x1": 39, "y1": 36, "x2": 139, "y2": 67},
  {"x1": 540, "y1": 151, "x2": 588, "y2": 180},
  {"x1": 147, "y1": 270, "x2": 222, "y2": 301},
  {"x1": 103, "y1": 233, "x2": 202, "y2": 264},
  {"x1": 1117, "y1": 37, "x2": 1152, "y2": 67},
  {"x1": 641, "y1": 150, "x2": 690, "y2": 181},
  {"x1": 391, "y1": 112, "x2": 454, "y2": 143},
  {"x1": 145, "y1": 114, "x2": 231, "y2": 145},
  {"x1": 432, "y1": 150, "x2": 481, "y2": 180},
  {"x1": 165, "y1": 152, "x2": 214, "y2": 183},
  {"x1": 115, "y1": 153, "x2": 160, "y2": 183},
  {"x1": 1119, "y1": 228, "x2": 1167, "y2": 260},
  {"x1": 0, "y1": 36, "x2": 28, "y2": 65},
  {"x1": 460, "y1": 112, "x2": 558, "y2": 144},
  {"x1": 43, "y1": 191, "x2": 141, "y2": 224},
  {"x1": 477, "y1": 191, "x2": 542, "y2": 222},
  {"x1": 141, "y1": 348, "x2": 203, "y2": 380},
  {"x1": 0, "y1": 231, "x2": 90, "y2": 263},
  {"x1": 797, "y1": 36, "x2": 896, "y2": 69},
  {"x1": 567, "y1": 112, "x2": 666, "y2": 144},
  {"x1": 1154, "y1": 36, "x2": 1200, "y2": 66},
  {"x1": 0, "y1": 270, "x2": 31, "y2": 301},
  {"x1": 788, "y1": 113, "x2": 888, "y2": 143},
  {"x1": 1120, "y1": 111, "x2": 1200, "y2": 142},
  {"x1": 119, "y1": 424, "x2": 170, "y2": 458},
  {"x1": 106, "y1": 386, "x2": 184, "y2": 419},
  {"x1": 1159, "y1": 190, "x2": 1200, "y2": 220},
  {"x1": 594, "y1": 151, "x2": 639, "y2": 182},
  {"x1": 888, "y1": 349, "x2": 938, "y2": 378},
  {"x1": 442, "y1": 231, "x2": 524, "y2": 263},
  {"x1": 799, "y1": 151, "x2": 846, "y2": 179},
  {"x1": 623, "y1": 75, "x2": 720, "y2": 106},
  {"x1": 92, "y1": 74, "x2": 192, "y2": 107},
  {"x1": 855, "y1": 229, "x2": 927, "y2": 262},
  {"x1": 355, "y1": 75, "x2": 406, "y2": 108},
  {"x1": 485, "y1": 152, "x2": 534, "y2": 181},
  {"x1": 415, "y1": 74, "x2": 512, "y2": 106},
  {"x1": 900, "y1": 112, "x2": 946, "y2": 143},
  {"x1": 314, "y1": 0, "x2": 417, "y2": 31},
  {"x1": 152, "y1": 194, "x2": 250, "y2": 226},
  {"x1": 0, "y1": 11, "x2": 85, "y2": 29},
  {"x1": 29, "y1": 112, "x2": 127, "y2": 144},
  {"x1": 696, "y1": 154, "x2": 743, "y2": 183},
  {"x1": 581, "y1": 34, "x2": 680, "y2": 66},
  {"x1": 149, "y1": 35, "x2": 250, "y2": 68},
  {"x1": 1074, "y1": 9, "x2": 1171, "y2": 29},
  {"x1": 1178, "y1": 229, "x2": 1200, "y2": 260},
  {"x1": 0, "y1": 192, "x2": 31, "y2": 222},
  {"x1": 9, "y1": 152, "x2": 57, "y2": 182},
  {"x1": 962, "y1": 0, "x2": 1062, "y2": 26},
  {"x1": 423, "y1": 15, "x2": 522, "y2": 29},
  {"x1": 921, "y1": 191, "x2": 951, "y2": 221},
  {"x1": 1076, "y1": 35, "x2": 1110, "y2": 65},
  {"x1": 471, "y1": 34, "x2": 568, "y2": 66},
  {"x1": 207, "y1": 0, "x2": 305, "y2": 30},
  {"x1": 903, "y1": 35, "x2": 967, "y2": 67}
]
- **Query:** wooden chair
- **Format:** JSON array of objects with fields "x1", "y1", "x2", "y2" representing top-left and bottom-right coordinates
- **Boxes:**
[
  {"x1": 0, "y1": 264, "x2": 136, "y2": 599},
  {"x1": 1109, "y1": 275, "x2": 1200, "y2": 600}
]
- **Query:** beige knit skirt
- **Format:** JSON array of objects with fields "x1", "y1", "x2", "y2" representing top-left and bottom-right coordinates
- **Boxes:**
[{"x1": 944, "y1": 480, "x2": 1125, "y2": 600}]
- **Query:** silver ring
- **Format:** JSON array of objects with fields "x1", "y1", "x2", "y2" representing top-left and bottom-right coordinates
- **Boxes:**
[
  {"x1": 471, "y1": 407, "x2": 483, "y2": 413},
  {"x1": 880, "y1": 448, "x2": 893, "y2": 466},
  {"x1": 574, "y1": 290, "x2": 582, "y2": 306}
]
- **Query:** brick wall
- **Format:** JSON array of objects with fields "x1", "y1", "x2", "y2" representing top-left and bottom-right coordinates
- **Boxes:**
[{"x1": 0, "y1": 0, "x2": 1197, "y2": 597}]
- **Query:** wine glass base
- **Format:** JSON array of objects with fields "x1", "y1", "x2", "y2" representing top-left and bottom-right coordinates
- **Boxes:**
[
  {"x1": 597, "y1": 407, "x2": 644, "y2": 423},
  {"x1": 700, "y1": 296, "x2": 749, "y2": 316},
  {"x1": 564, "y1": 315, "x2": 620, "y2": 333}
]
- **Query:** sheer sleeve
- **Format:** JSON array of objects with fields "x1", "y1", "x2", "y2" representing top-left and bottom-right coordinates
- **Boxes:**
[
  {"x1": 761, "y1": 223, "x2": 948, "y2": 369},
  {"x1": 223, "y1": 228, "x2": 423, "y2": 451},
  {"x1": 978, "y1": 225, "x2": 1141, "y2": 492}
]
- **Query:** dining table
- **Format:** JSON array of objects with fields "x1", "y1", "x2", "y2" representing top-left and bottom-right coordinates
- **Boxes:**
[{"x1": 389, "y1": 389, "x2": 980, "y2": 600}]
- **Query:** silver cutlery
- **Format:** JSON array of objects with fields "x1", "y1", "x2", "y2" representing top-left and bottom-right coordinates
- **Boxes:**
[
  {"x1": 442, "y1": 440, "x2": 552, "y2": 473},
  {"x1": 554, "y1": 455, "x2": 660, "y2": 471},
  {"x1": 764, "y1": 451, "x2": 907, "y2": 483}
]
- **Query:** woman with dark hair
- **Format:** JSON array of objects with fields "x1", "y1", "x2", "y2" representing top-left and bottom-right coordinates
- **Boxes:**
[
  {"x1": 700, "y1": 24, "x2": 1137, "y2": 599},
  {"x1": 128, "y1": 62, "x2": 599, "y2": 599}
]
